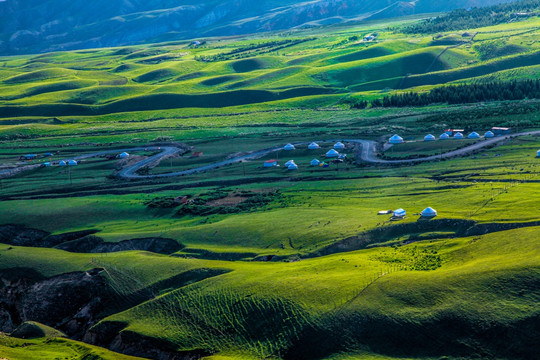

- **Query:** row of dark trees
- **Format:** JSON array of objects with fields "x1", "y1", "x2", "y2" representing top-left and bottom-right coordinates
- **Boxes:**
[
  {"x1": 371, "y1": 80, "x2": 540, "y2": 108},
  {"x1": 403, "y1": 0, "x2": 539, "y2": 34}
]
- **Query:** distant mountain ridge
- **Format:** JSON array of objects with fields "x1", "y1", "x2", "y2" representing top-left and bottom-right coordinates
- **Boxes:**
[{"x1": 0, "y1": 0, "x2": 518, "y2": 55}]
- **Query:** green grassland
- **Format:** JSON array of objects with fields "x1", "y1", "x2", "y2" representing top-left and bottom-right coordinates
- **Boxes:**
[
  {"x1": 0, "y1": 333, "x2": 146, "y2": 360},
  {"x1": 0, "y1": 11, "x2": 539, "y2": 360}
]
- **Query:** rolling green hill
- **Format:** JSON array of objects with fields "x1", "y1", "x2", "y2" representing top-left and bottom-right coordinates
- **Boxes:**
[{"x1": 0, "y1": 9, "x2": 539, "y2": 360}]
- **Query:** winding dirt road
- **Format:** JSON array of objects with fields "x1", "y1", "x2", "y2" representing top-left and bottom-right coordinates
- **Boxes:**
[{"x1": 2, "y1": 130, "x2": 539, "y2": 180}]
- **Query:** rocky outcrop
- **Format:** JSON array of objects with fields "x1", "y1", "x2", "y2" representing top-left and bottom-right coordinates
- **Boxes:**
[{"x1": 0, "y1": 267, "x2": 110, "y2": 338}]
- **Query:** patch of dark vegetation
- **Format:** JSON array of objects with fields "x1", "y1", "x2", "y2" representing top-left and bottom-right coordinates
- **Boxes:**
[
  {"x1": 371, "y1": 80, "x2": 540, "y2": 108},
  {"x1": 403, "y1": 0, "x2": 540, "y2": 34},
  {"x1": 195, "y1": 39, "x2": 315, "y2": 63},
  {"x1": 173, "y1": 190, "x2": 284, "y2": 216}
]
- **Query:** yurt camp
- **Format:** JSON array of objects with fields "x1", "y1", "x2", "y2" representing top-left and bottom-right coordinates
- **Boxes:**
[
  {"x1": 421, "y1": 207, "x2": 438, "y2": 217},
  {"x1": 393, "y1": 208, "x2": 406, "y2": 217},
  {"x1": 389, "y1": 134, "x2": 404, "y2": 144},
  {"x1": 334, "y1": 142, "x2": 345, "y2": 149},
  {"x1": 326, "y1": 149, "x2": 339, "y2": 158},
  {"x1": 284, "y1": 143, "x2": 295, "y2": 151},
  {"x1": 287, "y1": 163, "x2": 298, "y2": 170},
  {"x1": 440, "y1": 133, "x2": 450, "y2": 140}
]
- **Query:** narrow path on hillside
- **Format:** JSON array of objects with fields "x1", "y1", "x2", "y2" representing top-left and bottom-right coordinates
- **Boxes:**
[{"x1": 2, "y1": 130, "x2": 539, "y2": 180}]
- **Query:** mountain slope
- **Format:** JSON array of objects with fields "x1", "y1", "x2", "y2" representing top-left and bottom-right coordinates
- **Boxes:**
[{"x1": 0, "y1": 0, "x2": 518, "y2": 55}]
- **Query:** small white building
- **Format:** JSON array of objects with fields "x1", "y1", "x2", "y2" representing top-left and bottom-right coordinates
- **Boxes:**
[
  {"x1": 421, "y1": 207, "x2": 438, "y2": 217},
  {"x1": 119, "y1": 152, "x2": 129, "y2": 159},
  {"x1": 334, "y1": 142, "x2": 345, "y2": 149},
  {"x1": 59, "y1": 160, "x2": 67, "y2": 166},
  {"x1": 484, "y1": 131, "x2": 495, "y2": 138},
  {"x1": 283, "y1": 143, "x2": 295, "y2": 151},
  {"x1": 287, "y1": 163, "x2": 298, "y2": 170},
  {"x1": 68, "y1": 160, "x2": 78, "y2": 166},
  {"x1": 389, "y1": 134, "x2": 404, "y2": 144},
  {"x1": 308, "y1": 142, "x2": 320, "y2": 150},
  {"x1": 536, "y1": 150, "x2": 540, "y2": 158},
  {"x1": 424, "y1": 134, "x2": 436, "y2": 141},
  {"x1": 468, "y1": 132, "x2": 480, "y2": 139},
  {"x1": 326, "y1": 149, "x2": 339, "y2": 158},
  {"x1": 453, "y1": 132, "x2": 464, "y2": 139},
  {"x1": 264, "y1": 160, "x2": 278, "y2": 167},
  {"x1": 310, "y1": 159, "x2": 321, "y2": 166},
  {"x1": 440, "y1": 133, "x2": 450, "y2": 140}
]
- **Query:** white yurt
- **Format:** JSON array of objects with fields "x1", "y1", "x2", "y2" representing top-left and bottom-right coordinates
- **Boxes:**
[
  {"x1": 283, "y1": 143, "x2": 295, "y2": 151},
  {"x1": 393, "y1": 208, "x2": 406, "y2": 217},
  {"x1": 334, "y1": 142, "x2": 345, "y2": 149},
  {"x1": 310, "y1": 159, "x2": 321, "y2": 166},
  {"x1": 440, "y1": 133, "x2": 450, "y2": 140},
  {"x1": 424, "y1": 134, "x2": 436, "y2": 141},
  {"x1": 389, "y1": 134, "x2": 404, "y2": 144},
  {"x1": 68, "y1": 160, "x2": 78, "y2": 166},
  {"x1": 284, "y1": 160, "x2": 296, "y2": 167},
  {"x1": 308, "y1": 142, "x2": 320, "y2": 150},
  {"x1": 468, "y1": 132, "x2": 480, "y2": 139},
  {"x1": 43, "y1": 162, "x2": 51, "y2": 167},
  {"x1": 421, "y1": 207, "x2": 438, "y2": 217},
  {"x1": 537, "y1": 150, "x2": 540, "y2": 157},
  {"x1": 453, "y1": 132, "x2": 464, "y2": 139},
  {"x1": 326, "y1": 149, "x2": 339, "y2": 158},
  {"x1": 59, "y1": 160, "x2": 67, "y2": 166},
  {"x1": 119, "y1": 152, "x2": 129, "y2": 159},
  {"x1": 287, "y1": 163, "x2": 298, "y2": 170},
  {"x1": 484, "y1": 131, "x2": 495, "y2": 138}
]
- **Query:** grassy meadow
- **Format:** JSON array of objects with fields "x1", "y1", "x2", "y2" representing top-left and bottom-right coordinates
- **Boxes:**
[{"x1": 0, "y1": 11, "x2": 539, "y2": 360}]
